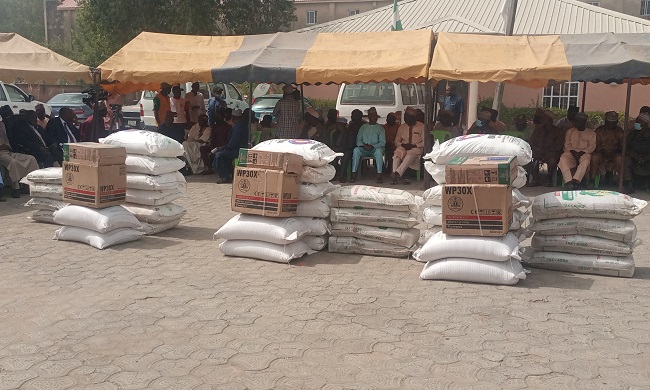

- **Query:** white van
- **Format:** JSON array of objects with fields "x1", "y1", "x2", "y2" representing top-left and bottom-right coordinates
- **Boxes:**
[
  {"x1": 336, "y1": 82, "x2": 426, "y2": 123},
  {"x1": 137, "y1": 82, "x2": 248, "y2": 129},
  {"x1": 0, "y1": 81, "x2": 51, "y2": 115}
]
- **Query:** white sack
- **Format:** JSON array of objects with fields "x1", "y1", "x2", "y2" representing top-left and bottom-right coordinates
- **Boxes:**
[
  {"x1": 420, "y1": 258, "x2": 526, "y2": 285},
  {"x1": 329, "y1": 185, "x2": 422, "y2": 212},
  {"x1": 414, "y1": 231, "x2": 520, "y2": 263},
  {"x1": 532, "y1": 191, "x2": 647, "y2": 220},
  {"x1": 29, "y1": 183, "x2": 62, "y2": 200},
  {"x1": 53, "y1": 205, "x2": 142, "y2": 233},
  {"x1": 328, "y1": 236, "x2": 411, "y2": 258},
  {"x1": 424, "y1": 134, "x2": 532, "y2": 166},
  {"x1": 141, "y1": 218, "x2": 181, "y2": 235},
  {"x1": 101, "y1": 130, "x2": 184, "y2": 157},
  {"x1": 214, "y1": 214, "x2": 312, "y2": 244},
  {"x1": 126, "y1": 188, "x2": 184, "y2": 206},
  {"x1": 127, "y1": 171, "x2": 187, "y2": 192},
  {"x1": 29, "y1": 209, "x2": 57, "y2": 224},
  {"x1": 219, "y1": 239, "x2": 314, "y2": 263},
  {"x1": 125, "y1": 155, "x2": 186, "y2": 175},
  {"x1": 512, "y1": 167, "x2": 527, "y2": 188},
  {"x1": 528, "y1": 217, "x2": 637, "y2": 244},
  {"x1": 121, "y1": 203, "x2": 186, "y2": 224},
  {"x1": 24, "y1": 197, "x2": 69, "y2": 211},
  {"x1": 331, "y1": 223, "x2": 419, "y2": 248},
  {"x1": 531, "y1": 234, "x2": 637, "y2": 256},
  {"x1": 299, "y1": 182, "x2": 337, "y2": 200},
  {"x1": 330, "y1": 207, "x2": 420, "y2": 229},
  {"x1": 303, "y1": 235, "x2": 328, "y2": 251},
  {"x1": 252, "y1": 139, "x2": 342, "y2": 167},
  {"x1": 524, "y1": 251, "x2": 635, "y2": 278},
  {"x1": 295, "y1": 217, "x2": 330, "y2": 236},
  {"x1": 423, "y1": 165, "x2": 527, "y2": 188},
  {"x1": 300, "y1": 165, "x2": 337, "y2": 184},
  {"x1": 26, "y1": 167, "x2": 62, "y2": 184},
  {"x1": 53, "y1": 226, "x2": 143, "y2": 250},
  {"x1": 296, "y1": 197, "x2": 330, "y2": 218}
]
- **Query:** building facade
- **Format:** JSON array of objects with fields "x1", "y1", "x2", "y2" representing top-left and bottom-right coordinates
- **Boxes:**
[
  {"x1": 578, "y1": 0, "x2": 650, "y2": 18},
  {"x1": 292, "y1": 0, "x2": 393, "y2": 30}
]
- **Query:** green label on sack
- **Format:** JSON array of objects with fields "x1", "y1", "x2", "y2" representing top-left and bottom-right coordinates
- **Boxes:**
[{"x1": 561, "y1": 191, "x2": 575, "y2": 201}]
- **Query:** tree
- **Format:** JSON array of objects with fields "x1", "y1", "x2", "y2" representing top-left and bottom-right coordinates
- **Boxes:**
[
  {"x1": 216, "y1": 0, "x2": 296, "y2": 35},
  {"x1": 0, "y1": 0, "x2": 46, "y2": 43}
]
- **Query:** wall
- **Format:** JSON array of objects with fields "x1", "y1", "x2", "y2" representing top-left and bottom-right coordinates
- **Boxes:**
[{"x1": 293, "y1": 1, "x2": 392, "y2": 29}]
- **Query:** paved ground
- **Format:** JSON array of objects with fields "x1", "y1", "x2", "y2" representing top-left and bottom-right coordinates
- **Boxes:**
[{"x1": 1, "y1": 176, "x2": 649, "y2": 389}]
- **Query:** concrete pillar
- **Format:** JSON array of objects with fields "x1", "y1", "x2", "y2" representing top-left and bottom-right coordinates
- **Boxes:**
[
  {"x1": 329, "y1": 3, "x2": 335, "y2": 21},
  {"x1": 467, "y1": 81, "x2": 479, "y2": 128}
]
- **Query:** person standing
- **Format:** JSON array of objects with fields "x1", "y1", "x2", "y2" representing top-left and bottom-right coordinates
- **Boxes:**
[
  {"x1": 391, "y1": 107, "x2": 424, "y2": 185},
  {"x1": 185, "y1": 82, "x2": 205, "y2": 127},
  {"x1": 351, "y1": 107, "x2": 386, "y2": 184},
  {"x1": 214, "y1": 109, "x2": 248, "y2": 184},
  {"x1": 79, "y1": 103, "x2": 109, "y2": 142},
  {"x1": 443, "y1": 85, "x2": 464, "y2": 126},
  {"x1": 383, "y1": 112, "x2": 400, "y2": 172},
  {"x1": 153, "y1": 82, "x2": 173, "y2": 126},
  {"x1": 273, "y1": 84, "x2": 302, "y2": 139},
  {"x1": 170, "y1": 85, "x2": 190, "y2": 131},
  {"x1": 558, "y1": 113, "x2": 597, "y2": 189},
  {"x1": 207, "y1": 86, "x2": 225, "y2": 125}
]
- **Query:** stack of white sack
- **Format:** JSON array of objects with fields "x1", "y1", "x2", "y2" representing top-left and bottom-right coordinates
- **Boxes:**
[
  {"x1": 215, "y1": 214, "x2": 330, "y2": 263},
  {"x1": 20, "y1": 167, "x2": 66, "y2": 224},
  {"x1": 328, "y1": 185, "x2": 422, "y2": 258},
  {"x1": 415, "y1": 232, "x2": 527, "y2": 285},
  {"x1": 421, "y1": 185, "x2": 532, "y2": 241},
  {"x1": 52, "y1": 205, "x2": 144, "y2": 249},
  {"x1": 423, "y1": 134, "x2": 532, "y2": 188},
  {"x1": 252, "y1": 139, "x2": 341, "y2": 249},
  {"x1": 101, "y1": 131, "x2": 187, "y2": 235},
  {"x1": 524, "y1": 191, "x2": 647, "y2": 278}
]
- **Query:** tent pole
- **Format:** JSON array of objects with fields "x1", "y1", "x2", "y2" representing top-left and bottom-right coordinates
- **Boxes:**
[
  {"x1": 492, "y1": 0, "x2": 518, "y2": 112},
  {"x1": 618, "y1": 79, "x2": 632, "y2": 192},
  {"x1": 300, "y1": 84, "x2": 305, "y2": 118},
  {"x1": 581, "y1": 82, "x2": 587, "y2": 112},
  {"x1": 424, "y1": 80, "x2": 434, "y2": 189},
  {"x1": 90, "y1": 68, "x2": 101, "y2": 143},
  {"x1": 248, "y1": 82, "x2": 253, "y2": 131}
]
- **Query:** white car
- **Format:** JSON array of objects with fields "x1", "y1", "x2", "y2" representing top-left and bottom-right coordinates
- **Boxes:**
[
  {"x1": 0, "y1": 81, "x2": 51, "y2": 115},
  {"x1": 336, "y1": 82, "x2": 426, "y2": 123},
  {"x1": 138, "y1": 82, "x2": 248, "y2": 129}
]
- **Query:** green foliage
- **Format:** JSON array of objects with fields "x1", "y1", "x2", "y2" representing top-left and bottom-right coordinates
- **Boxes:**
[
  {"x1": 216, "y1": 0, "x2": 297, "y2": 35},
  {"x1": 310, "y1": 98, "x2": 337, "y2": 113},
  {"x1": 0, "y1": 0, "x2": 46, "y2": 43}
]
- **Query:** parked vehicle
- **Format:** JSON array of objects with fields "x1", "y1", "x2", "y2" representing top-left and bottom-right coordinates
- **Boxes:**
[
  {"x1": 0, "y1": 81, "x2": 51, "y2": 115},
  {"x1": 251, "y1": 94, "x2": 313, "y2": 121},
  {"x1": 336, "y1": 82, "x2": 426, "y2": 123},
  {"x1": 47, "y1": 93, "x2": 93, "y2": 120},
  {"x1": 138, "y1": 82, "x2": 248, "y2": 129},
  {"x1": 121, "y1": 104, "x2": 145, "y2": 129}
]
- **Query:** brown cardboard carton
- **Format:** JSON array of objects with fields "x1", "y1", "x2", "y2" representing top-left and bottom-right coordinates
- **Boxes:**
[
  {"x1": 231, "y1": 167, "x2": 299, "y2": 217},
  {"x1": 63, "y1": 142, "x2": 127, "y2": 166},
  {"x1": 445, "y1": 156, "x2": 517, "y2": 185},
  {"x1": 237, "y1": 149, "x2": 303, "y2": 174},
  {"x1": 62, "y1": 162, "x2": 127, "y2": 208},
  {"x1": 442, "y1": 184, "x2": 513, "y2": 237}
]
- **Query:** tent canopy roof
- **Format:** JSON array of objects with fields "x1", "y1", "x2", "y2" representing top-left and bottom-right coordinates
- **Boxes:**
[
  {"x1": 0, "y1": 33, "x2": 91, "y2": 84},
  {"x1": 99, "y1": 30, "x2": 433, "y2": 94}
]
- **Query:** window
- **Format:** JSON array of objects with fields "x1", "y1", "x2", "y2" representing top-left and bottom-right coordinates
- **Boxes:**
[
  {"x1": 349, "y1": 9, "x2": 360, "y2": 16},
  {"x1": 0, "y1": 86, "x2": 7, "y2": 101},
  {"x1": 5, "y1": 84, "x2": 27, "y2": 102},
  {"x1": 642, "y1": 1, "x2": 650, "y2": 15},
  {"x1": 226, "y1": 84, "x2": 241, "y2": 101},
  {"x1": 587, "y1": 1, "x2": 600, "y2": 6},
  {"x1": 400, "y1": 84, "x2": 417, "y2": 105},
  {"x1": 306, "y1": 10, "x2": 317, "y2": 24},
  {"x1": 340, "y1": 83, "x2": 395, "y2": 105},
  {"x1": 542, "y1": 81, "x2": 579, "y2": 109}
]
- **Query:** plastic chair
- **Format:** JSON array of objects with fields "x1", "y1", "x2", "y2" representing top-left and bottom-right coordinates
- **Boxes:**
[
  {"x1": 432, "y1": 130, "x2": 452, "y2": 144},
  {"x1": 250, "y1": 130, "x2": 262, "y2": 146},
  {"x1": 268, "y1": 127, "x2": 277, "y2": 139}
]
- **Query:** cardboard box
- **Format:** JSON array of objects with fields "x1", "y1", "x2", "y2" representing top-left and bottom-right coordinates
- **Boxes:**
[
  {"x1": 62, "y1": 162, "x2": 127, "y2": 208},
  {"x1": 237, "y1": 149, "x2": 303, "y2": 174},
  {"x1": 231, "y1": 167, "x2": 299, "y2": 217},
  {"x1": 445, "y1": 156, "x2": 517, "y2": 185},
  {"x1": 442, "y1": 184, "x2": 513, "y2": 237},
  {"x1": 63, "y1": 142, "x2": 126, "y2": 166}
]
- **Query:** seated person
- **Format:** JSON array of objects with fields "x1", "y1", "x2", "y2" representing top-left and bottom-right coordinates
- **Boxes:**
[
  {"x1": 627, "y1": 113, "x2": 650, "y2": 190},
  {"x1": 509, "y1": 114, "x2": 533, "y2": 140},
  {"x1": 44, "y1": 107, "x2": 80, "y2": 165},
  {"x1": 183, "y1": 114, "x2": 212, "y2": 175},
  {"x1": 213, "y1": 109, "x2": 248, "y2": 184},
  {"x1": 351, "y1": 107, "x2": 385, "y2": 184},
  {"x1": 330, "y1": 117, "x2": 354, "y2": 183},
  {"x1": 526, "y1": 109, "x2": 564, "y2": 186},
  {"x1": 324, "y1": 109, "x2": 338, "y2": 140},
  {"x1": 0, "y1": 116, "x2": 39, "y2": 198},
  {"x1": 383, "y1": 112, "x2": 400, "y2": 172},
  {"x1": 157, "y1": 111, "x2": 185, "y2": 144},
  {"x1": 433, "y1": 109, "x2": 463, "y2": 138},
  {"x1": 298, "y1": 108, "x2": 328, "y2": 144},
  {"x1": 2, "y1": 107, "x2": 55, "y2": 168},
  {"x1": 209, "y1": 110, "x2": 232, "y2": 151},
  {"x1": 559, "y1": 113, "x2": 596, "y2": 189},
  {"x1": 391, "y1": 107, "x2": 424, "y2": 185},
  {"x1": 260, "y1": 115, "x2": 275, "y2": 142},
  {"x1": 467, "y1": 110, "x2": 498, "y2": 135},
  {"x1": 591, "y1": 111, "x2": 624, "y2": 187},
  {"x1": 485, "y1": 107, "x2": 507, "y2": 132}
]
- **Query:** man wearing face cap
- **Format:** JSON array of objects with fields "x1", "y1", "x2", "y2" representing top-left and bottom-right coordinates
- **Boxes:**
[
  {"x1": 556, "y1": 105, "x2": 579, "y2": 133},
  {"x1": 351, "y1": 107, "x2": 385, "y2": 183},
  {"x1": 591, "y1": 111, "x2": 624, "y2": 186},
  {"x1": 467, "y1": 109, "x2": 498, "y2": 135},
  {"x1": 527, "y1": 109, "x2": 564, "y2": 186},
  {"x1": 299, "y1": 108, "x2": 328, "y2": 144},
  {"x1": 558, "y1": 112, "x2": 596, "y2": 189},
  {"x1": 391, "y1": 106, "x2": 424, "y2": 185}
]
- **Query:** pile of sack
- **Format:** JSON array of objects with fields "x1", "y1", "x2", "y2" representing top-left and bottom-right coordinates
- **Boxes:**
[
  {"x1": 525, "y1": 191, "x2": 647, "y2": 277},
  {"x1": 101, "y1": 131, "x2": 187, "y2": 235},
  {"x1": 22, "y1": 167, "x2": 67, "y2": 224},
  {"x1": 217, "y1": 139, "x2": 340, "y2": 263},
  {"x1": 328, "y1": 185, "x2": 422, "y2": 258},
  {"x1": 52, "y1": 205, "x2": 144, "y2": 249}
]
